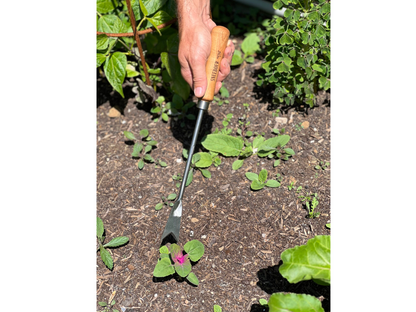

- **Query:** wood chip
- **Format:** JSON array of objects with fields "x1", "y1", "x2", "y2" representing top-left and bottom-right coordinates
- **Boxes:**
[
  {"x1": 191, "y1": 218, "x2": 199, "y2": 223},
  {"x1": 128, "y1": 264, "x2": 135, "y2": 271},
  {"x1": 301, "y1": 121, "x2": 309, "y2": 129},
  {"x1": 260, "y1": 250, "x2": 272, "y2": 254}
]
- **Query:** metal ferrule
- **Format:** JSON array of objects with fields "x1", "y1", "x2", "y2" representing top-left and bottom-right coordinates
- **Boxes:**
[{"x1": 197, "y1": 100, "x2": 210, "y2": 111}]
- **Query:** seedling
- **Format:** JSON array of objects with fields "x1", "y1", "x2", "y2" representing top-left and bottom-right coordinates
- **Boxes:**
[
  {"x1": 215, "y1": 113, "x2": 233, "y2": 135},
  {"x1": 231, "y1": 33, "x2": 261, "y2": 65},
  {"x1": 256, "y1": 131, "x2": 295, "y2": 166},
  {"x1": 151, "y1": 94, "x2": 196, "y2": 126},
  {"x1": 243, "y1": 102, "x2": 250, "y2": 111},
  {"x1": 213, "y1": 305, "x2": 222, "y2": 312},
  {"x1": 236, "y1": 115, "x2": 252, "y2": 138},
  {"x1": 212, "y1": 85, "x2": 230, "y2": 106},
  {"x1": 123, "y1": 129, "x2": 158, "y2": 170},
  {"x1": 153, "y1": 240, "x2": 205, "y2": 286},
  {"x1": 181, "y1": 149, "x2": 214, "y2": 186},
  {"x1": 155, "y1": 193, "x2": 177, "y2": 211},
  {"x1": 272, "y1": 109, "x2": 280, "y2": 117},
  {"x1": 296, "y1": 187, "x2": 320, "y2": 218},
  {"x1": 96, "y1": 217, "x2": 129, "y2": 270},
  {"x1": 315, "y1": 160, "x2": 330, "y2": 170},
  {"x1": 288, "y1": 181, "x2": 295, "y2": 190},
  {"x1": 245, "y1": 169, "x2": 281, "y2": 191},
  {"x1": 326, "y1": 223, "x2": 331, "y2": 229},
  {"x1": 294, "y1": 122, "x2": 303, "y2": 131},
  {"x1": 98, "y1": 299, "x2": 118, "y2": 312}
]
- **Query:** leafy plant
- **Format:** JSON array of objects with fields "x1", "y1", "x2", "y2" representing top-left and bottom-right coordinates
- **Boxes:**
[
  {"x1": 257, "y1": 235, "x2": 330, "y2": 311},
  {"x1": 288, "y1": 181, "x2": 295, "y2": 190},
  {"x1": 180, "y1": 150, "x2": 215, "y2": 186},
  {"x1": 211, "y1": 85, "x2": 230, "y2": 106},
  {"x1": 151, "y1": 93, "x2": 196, "y2": 125},
  {"x1": 315, "y1": 160, "x2": 330, "y2": 170},
  {"x1": 245, "y1": 169, "x2": 281, "y2": 191},
  {"x1": 213, "y1": 113, "x2": 234, "y2": 135},
  {"x1": 153, "y1": 240, "x2": 205, "y2": 286},
  {"x1": 296, "y1": 187, "x2": 320, "y2": 218},
  {"x1": 124, "y1": 129, "x2": 158, "y2": 169},
  {"x1": 258, "y1": 0, "x2": 331, "y2": 107},
  {"x1": 213, "y1": 305, "x2": 222, "y2": 312},
  {"x1": 256, "y1": 132, "x2": 295, "y2": 167},
  {"x1": 155, "y1": 193, "x2": 177, "y2": 210},
  {"x1": 97, "y1": 217, "x2": 129, "y2": 270},
  {"x1": 231, "y1": 33, "x2": 261, "y2": 65},
  {"x1": 98, "y1": 297, "x2": 119, "y2": 312}
]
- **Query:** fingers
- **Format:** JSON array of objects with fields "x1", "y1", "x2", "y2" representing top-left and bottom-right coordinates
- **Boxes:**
[{"x1": 214, "y1": 81, "x2": 222, "y2": 95}]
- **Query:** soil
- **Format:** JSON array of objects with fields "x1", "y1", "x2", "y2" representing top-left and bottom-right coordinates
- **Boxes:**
[{"x1": 96, "y1": 52, "x2": 331, "y2": 311}]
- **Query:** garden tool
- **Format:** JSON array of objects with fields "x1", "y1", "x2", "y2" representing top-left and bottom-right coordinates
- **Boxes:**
[{"x1": 160, "y1": 26, "x2": 230, "y2": 245}]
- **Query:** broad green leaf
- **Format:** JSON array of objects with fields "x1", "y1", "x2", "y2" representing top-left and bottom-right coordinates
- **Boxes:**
[
  {"x1": 174, "y1": 257, "x2": 192, "y2": 277},
  {"x1": 251, "y1": 179, "x2": 265, "y2": 191},
  {"x1": 142, "y1": 0, "x2": 168, "y2": 16},
  {"x1": 200, "y1": 169, "x2": 211, "y2": 178},
  {"x1": 194, "y1": 152, "x2": 213, "y2": 168},
  {"x1": 103, "y1": 236, "x2": 129, "y2": 248},
  {"x1": 319, "y1": 76, "x2": 330, "y2": 90},
  {"x1": 274, "y1": 159, "x2": 280, "y2": 167},
  {"x1": 232, "y1": 159, "x2": 244, "y2": 170},
  {"x1": 144, "y1": 145, "x2": 152, "y2": 153},
  {"x1": 145, "y1": 10, "x2": 172, "y2": 29},
  {"x1": 279, "y1": 235, "x2": 330, "y2": 284},
  {"x1": 213, "y1": 305, "x2": 222, "y2": 312},
  {"x1": 245, "y1": 56, "x2": 254, "y2": 63},
  {"x1": 169, "y1": 243, "x2": 182, "y2": 261},
  {"x1": 241, "y1": 33, "x2": 260, "y2": 56},
  {"x1": 268, "y1": 293, "x2": 324, "y2": 312},
  {"x1": 258, "y1": 169, "x2": 268, "y2": 183},
  {"x1": 97, "y1": 15, "x2": 128, "y2": 34},
  {"x1": 144, "y1": 154, "x2": 154, "y2": 162},
  {"x1": 139, "y1": 129, "x2": 149, "y2": 138},
  {"x1": 104, "y1": 52, "x2": 127, "y2": 98},
  {"x1": 124, "y1": 131, "x2": 136, "y2": 140},
  {"x1": 132, "y1": 143, "x2": 143, "y2": 157},
  {"x1": 279, "y1": 33, "x2": 294, "y2": 45},
  {"x1": 245, "y1": 172, "x2": 258, "y2": 181},
  {"x1": 97, "y1": 35, "x2": 109, "y2": 50},
  {"x1": 184, "y1": 240, "x2": 205, "y2": 262},
  {"x1": 160, "y1": 245, "x2": 169, "y2": 254},
  {"x1": 186, "y1": 169, "x2": 193, "y2": 186},
  {"x1": 266, "y1": 180, "x2": 280, "y2": 188},
  {"x1": 147, "y1": 140, "x2": 158, "y2": 146},
  {"x1": 186, "y1": 272, "x2": 199, "y2": 286},
  {"x1": 201, "y1": 134, "x2": 243, "y2": 157},
  {"x1": 259, "y1": 298, "x2": 268, "y2": 305},
  {"x1": 220, "y1": 86, "x2": 230, "y2": 98},
  {"x1": 126, "y1": 63, "x2": 139, "y2": 77},
  {"x1": 138, "y1": 159, "x2": 144, "y2": 169},
  {"x1": 139, "y1": 0, "x2": 148, "y2": 16},
  {"x1": 155, "y1": 202, "x2": 164, "y2": 210},
  {"x1": 231, "y1": 50, "x2": 244, "y2": 66},
  {"x1": 98, "y1": 302, "x2": 107, "y2": 307},
  {"x1": 162, "y1": 113, "x2": 169, "y2": 122},
  {"x1": 100, "y1": 246, "x2": 113, "y2": 270},
  {"x1": 258, "y1": 135, "x2": 291, "y2": 155},
  {"x1": 167, "y1": 193, "x2": 177, "y2": 201},
  {"x1": 146, "y1": 17, "x2": 162, "y2": 36},
  {"x1": 96, "y1": 217, "x2": 104, "y2": 238},
  {"x1": 284, "y1": 148, "x2": 295, "y2": 156},
  {"x1": 153, "y1": 257, "x2": 175, "y2": 277},
  {"x1": 252, "y1": 136, "x2": 266, "y2": 149},
  {"x1": 97, "y1": 0, "x2": 118, "y2": 14}
]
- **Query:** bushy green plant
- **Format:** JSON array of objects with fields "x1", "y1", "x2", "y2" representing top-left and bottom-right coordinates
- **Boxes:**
[
  {"x1": 257, "y1": 0, "x2": 331, "y2": 107},
  {"x1": 123, "y1": 129, "x2": 159, "y2": 169}
]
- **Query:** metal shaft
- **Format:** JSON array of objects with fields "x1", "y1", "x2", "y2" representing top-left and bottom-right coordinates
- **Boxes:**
[{"x1": 177, "y1": 107, "x2": 206, "y2": 200}]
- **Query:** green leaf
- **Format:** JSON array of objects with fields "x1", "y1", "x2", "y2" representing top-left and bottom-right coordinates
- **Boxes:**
[
  {"x1": 201, "y1": 134, "x2": 243, "y2": 157},
  {"x1": 232, "y1": 159, "x2": 244, "y2": 170},
  {"x1": 219, "y1": 86, "x2": 229, "y2": 98},
  {"x1": 144, "y1": 154, "x2": 154, "y2": 162},
  {"x1": 155, "y1": 202, "x2": 164, "y2": 210},
  {"x1": 194, "y1": 152, "x2": 213, "y2": 168},
  {"x1": 200, "y1": 169, "x2": 211, "y2": 178},
  {"x1": 97, "y1": 34, "x2": 109, "y2": 51},
  {"x1": 139, "y1": 129, "x2": 149, "y2": 138},
  {"x1": 231, "y1": 50, "x2": 244, "y2": 66},
  {"x1": 104, "y1": 52, "x2": 127, "y2": 98},
  {"x1": 186, "y1": 169, "x2": 193, "y2": 186},
  {"x1": 186, "y1": 272, "x2": 199, "y2": 286},
  {"x1": 100, "y1": 246, "x2": 113, "y2": 270},
  {"x1": 153, "y1": 257, "x2": 175, "y2": 277},
  {"x1": 158, "y1": 160, "x2": 167, "y2": 167},
  {"x1": 98, "y1": 301, "x2": 107, "y2": 307},
  {"x1": 167, "y1": 193, "x2": 177, "y2": 201},
  {"x1": 250, "y1": 179, "x2": 265, "y2": 191},
  {"x1": 160, "y1": 245, "x2": 170, "y2": 254},
  {"x1": 258, "y1": 169, "x2": 268, "y2": 183},
  {"x1": 268, "y1": 293, "x2": 324, "y2": 312},
  {"x1": 141, "y1": 0, "x2": 168, "y2": 16},
  {"x1": 279, "y1": 33, "x2": 294, "y2": 45},
  {"x1": 96, "y1": 217, "x2": 104, "y2": 239},
  {"x1": 144, "y1": 145, "x2": 152, "y2": 154},
  {"x1": 259, "y1": 298, "x2": 268, "y2": 305},
  {"x1": 245, "y1": 172, "x2": 258, "y2": 181},
  {"x1": 326, "y1": 223, "x2": 331, "y2": 229},
  {"x1": 146, "y1": 10, "x2": 172, "y2": 29},
  {"x1": 147, "y1": 140, "x2": 158, "y2": 146},
  {"x1": 103, "y1": 236, "x2": 129, "y2": 248},
  {"x1": 241, "y1": 33, "x2": 261, "y2": 56},
  {"x1": 184, "y1": 239, "x2": 205, "y2": 262},
  {"x1": 245, "y1": 56, "x2": 254, "y2": 63},
  {"x1": 274, "y1": 159, "x2": 280, "y2": 167},
  {"x1": 146, "y1": 17, "x2": 162, "y2": 36},
  {"x1": 138, "y1": 159, "x2": 144, "y2": 169},
  {"x1": 97, "y1": 53, "x2": 107, "y2": 67},
  {"x1": 174, "y1": 258, "x2": 192, "y2": 277},
  {"x1": 139, "y1": 0, "x2": 148, "y2": 16},
  {"x1": 266, "y1": 180, "x2": 280, "y2": 188},
  {"x1": 132, "y1": 143, "x2": 143, "y2": 157},
  {"x1": 97, "y1": 15, "x2": 128, "y2": 34},
  {"x1": 252, "y1": 136, "x2": 265, "y2": 149},
  {"x1": 124, "y1": 131, "x2": 136, "y2": 141},
  {"x1": 284, "y1": 148, "x2": 295, "y2": 156},
  {"x1": 279, "y1": 235, "x2": 330, "y2": 284},
  {"x1": 258, "y1": 135, "x2": 291, "y2": 156}
]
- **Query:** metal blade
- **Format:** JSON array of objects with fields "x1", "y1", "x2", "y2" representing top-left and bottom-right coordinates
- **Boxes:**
[{"x1": 160, "y1": 200, "x2": 182, "y2": 245}]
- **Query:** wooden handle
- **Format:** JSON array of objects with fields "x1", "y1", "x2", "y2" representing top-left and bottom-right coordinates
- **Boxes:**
[{"x1": 202, "y1": 26, "x2": 230, "y2": 102}]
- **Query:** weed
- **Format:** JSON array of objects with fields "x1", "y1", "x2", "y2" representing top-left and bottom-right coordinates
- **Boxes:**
[
  {"x1": 288, "y1": 181, "x2": 295, "y2": 190},
  {"x1": 155, "y1": 193, "x2": 177, "y2": 211},
  {"x1": 245, "y1": 169, "x2": 281, "y2": 191},
  {"x1": 315, "y1": 160, "x2": 330, "y2": 170},
  {"x1": 231, "y1": 33, "x2": 261, "y2": 65},
  {"x1": 124, "y1": 129, "x2": 158, "y2": 170},
  {"x1": 296, "y1": 187, "x2": 320, "y2": 218}
]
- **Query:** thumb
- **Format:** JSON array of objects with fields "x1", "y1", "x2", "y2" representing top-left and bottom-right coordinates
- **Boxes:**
[{"x1": 191, "y1": 55, "x2": 207, "y2": 98}]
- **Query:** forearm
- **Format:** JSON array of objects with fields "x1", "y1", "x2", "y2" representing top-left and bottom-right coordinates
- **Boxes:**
[{"x1": 175, "y1": 0, "x2": 211, "y2": 30}]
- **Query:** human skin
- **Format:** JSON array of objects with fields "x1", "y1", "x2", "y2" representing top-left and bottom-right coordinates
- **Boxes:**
[{"x1": 175, "y1": 0, "x2": 235, "y2": 98}]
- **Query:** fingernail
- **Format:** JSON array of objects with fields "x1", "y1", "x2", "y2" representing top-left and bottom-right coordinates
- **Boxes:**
[{"x1": 194, "y1": 87, "x2": 203, "y2": 97}]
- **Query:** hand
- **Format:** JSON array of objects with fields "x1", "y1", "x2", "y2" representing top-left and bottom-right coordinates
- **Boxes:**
[{"x1": 177, "y1": 5, "x2": 234, "y2": 98}]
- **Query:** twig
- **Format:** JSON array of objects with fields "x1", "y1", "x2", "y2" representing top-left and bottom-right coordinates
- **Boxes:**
[
  {"x1": 125, "y1": 0, "x2": 151, "y2": 86},
  {"x1": 96, "y1": 18, "x2": 177, "y2": 37}
]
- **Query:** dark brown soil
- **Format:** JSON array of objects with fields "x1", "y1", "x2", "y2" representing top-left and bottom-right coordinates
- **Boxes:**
[{"x1": 97, "y1": 55, "x2": 331, "y2": 311}]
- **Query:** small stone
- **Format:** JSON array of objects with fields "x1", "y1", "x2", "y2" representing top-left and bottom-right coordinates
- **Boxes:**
[
  {"x1": 108, "y1": 107, "x2": 121, "y2": 118},
  {"x1": 301, "y1": 121, "x2": 310, "y2": 129},
  {"x1": 274, "y1": 117, "x2": 288, "y2": 128},
  {"x1": 128, "y1": 264, "x2": 134, "y2": 271}
]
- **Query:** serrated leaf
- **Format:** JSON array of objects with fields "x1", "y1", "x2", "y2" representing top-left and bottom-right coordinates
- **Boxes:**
[
  {"x1": 245, "y1": 172, "x2": 258, "y2": 181},
  {"x1": 232, "y1": 159, "x2": 244, "y2": 170},
  {"x1": 250, "y1": 179, "x2": 265, "y2": 191},
  {"x1": 184, "y1": 239, "x2": 205, "y2": 262},
  {"x1": 268, "y1": 293, "x2": 324, "y2": 312},
  {"x1": 153, "y1": 257, "x2": 175, "y2": 277},
  {"x1": 258, "y1": 169, "x2": 268, "y2": 183},
  {"x1": 104, "y1": 52, "x2": 127, "y2": 98},
  {"x1": 201, "y1": 134, "x2": 243, "y2": 157},
  {"x1": 97, "y1": 217, "x2": 104, "y2": 238},
  {"x1": 266, "y1": 180, "x2": 280, "y2": 188},
  {"x1": 100, "y1": 246, "x2": 113, "y2": 270},
  {"x1": 186, "y1": 272, "x2": 199, "y2": 286},
  {"x1": 155, "y1": 202, "x2": 164, "y2": 210},
  {"x1": 103, "y1": 236, "x2": 129, "y2": 248},
  {"x1": 279, "y1": 235, "x2": 330, "y2": 284}
]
